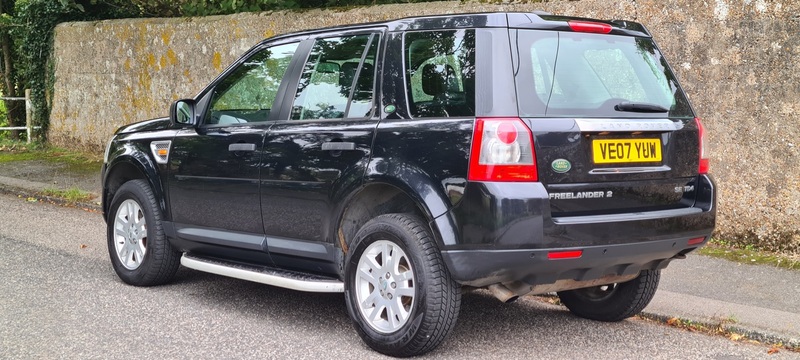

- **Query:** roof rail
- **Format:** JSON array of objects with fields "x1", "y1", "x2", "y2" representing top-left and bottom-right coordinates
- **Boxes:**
[{"x1": 532, "y1": 10, "x2": 552, "y2": 16}]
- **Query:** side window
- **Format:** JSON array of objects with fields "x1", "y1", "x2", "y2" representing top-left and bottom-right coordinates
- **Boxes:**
[
  {"x1": 347, "y1": 37, "x2": 379, "y2": 118},
  {"x1": 290, "y1": 34, "x2": 376, "y2": 120},
  {"x1": 404, "y1": 29, "x2": 475, "y2": 118},
  {"x1": 207, "y1": 42, "x2": 299, "y2": 125}
]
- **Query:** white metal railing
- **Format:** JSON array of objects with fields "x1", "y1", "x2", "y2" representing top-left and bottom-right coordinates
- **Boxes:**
[{"x1": 0, "y1": 89, "x2": 39, "y2": 144}]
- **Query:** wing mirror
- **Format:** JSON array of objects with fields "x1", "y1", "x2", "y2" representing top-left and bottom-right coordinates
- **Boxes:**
[{"x1": 170, "y1": 99, "x2": 196, "y2": 126}]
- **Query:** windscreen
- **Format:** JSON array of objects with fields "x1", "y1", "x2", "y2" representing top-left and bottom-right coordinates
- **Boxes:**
[{"x1": 513, "y1": 29, "x2": 693, "y2": 118}]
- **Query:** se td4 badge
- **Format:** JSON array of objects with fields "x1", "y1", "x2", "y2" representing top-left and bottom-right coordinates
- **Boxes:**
[{"x1": 552, "y1": 159, "x2": 571, "y2": 173}]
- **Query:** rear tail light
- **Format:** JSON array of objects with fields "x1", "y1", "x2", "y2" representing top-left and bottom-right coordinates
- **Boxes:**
[
  {"x1": 568, "y1": 20, "x2": 613, "y2": 34},
  {"x1": 696, "y1": 117, "x2": 709, "y2": 174},
  {"x1": 468, "y1": 118, "x2": 538, "y2": 182}
]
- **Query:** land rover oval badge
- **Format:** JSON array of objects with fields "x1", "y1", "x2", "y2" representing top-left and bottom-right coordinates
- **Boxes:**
[{"x1": 552, "y1": 159, "x2": 571, "y2": 173}]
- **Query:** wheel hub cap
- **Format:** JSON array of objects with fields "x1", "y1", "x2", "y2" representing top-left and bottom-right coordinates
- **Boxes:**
[
  {"x1": 113, "y1": 199, "x2": 148, "y2": 270},
  {"x1": 354, "y1": 240, "x2": 415, "y2": 334}
]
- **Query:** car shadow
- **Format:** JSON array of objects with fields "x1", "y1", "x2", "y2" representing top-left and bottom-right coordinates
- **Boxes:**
[{"x1": 165, "y1": 269, "x2": 637, "y2": 356}]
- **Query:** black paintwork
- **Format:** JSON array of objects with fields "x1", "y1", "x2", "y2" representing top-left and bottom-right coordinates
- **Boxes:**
[
  {"x1": 115, "y1": 117, "x2": 172, "y2": 134},
  {"x1": 101, "y1": 12, "x2": 716, "y2": 287}
]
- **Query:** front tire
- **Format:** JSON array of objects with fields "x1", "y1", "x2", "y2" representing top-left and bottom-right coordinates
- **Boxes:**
[
  {"x1": 107, "y1": 179, "x2": 180, "y2": 286},
  {"x1": 557, "y1": 269, "x2": 660, "y2": 322},
  {"x1": 344, "y1": 214, "x2": 460, "y2": 357}
]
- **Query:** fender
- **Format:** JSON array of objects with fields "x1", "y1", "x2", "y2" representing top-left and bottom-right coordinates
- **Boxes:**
[
  {"x1": 362, "y1": 156, "x2": 461, "y2": 247},
  {"x1": 102, "y1": 141, "x2": 168, "y2": 221}
]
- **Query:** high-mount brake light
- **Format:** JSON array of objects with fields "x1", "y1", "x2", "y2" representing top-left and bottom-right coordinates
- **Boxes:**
[
  {"x1": 696, "y1": 117, "x2": 709, "y2": 174},
  {"x1": 468, "y1": 118, "x2": 538, "y2": 182},
  {"x1": 568, "y1": 20, "x2": 613, "y2": 34}
]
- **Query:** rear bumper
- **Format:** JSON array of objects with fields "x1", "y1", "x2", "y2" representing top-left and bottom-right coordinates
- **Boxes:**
[
  {"x1": 440, "y1": 175, "x2": 716, "y2": 287},
  {"x1": 442, "y1": 236, "x2": 706, "y2": 287}
]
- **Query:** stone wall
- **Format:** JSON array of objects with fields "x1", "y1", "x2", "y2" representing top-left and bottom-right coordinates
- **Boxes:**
[{"x1": 48, "y1": 0, "x2": 800, "y2": 252}]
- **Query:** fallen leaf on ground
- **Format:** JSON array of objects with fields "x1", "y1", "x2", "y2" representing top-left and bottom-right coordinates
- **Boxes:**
[
  {"x1": 767, "y1": 347, "x2": 779, "y2": 354},
  {"x1": 667, "y1": 317, "x2": 680, "y2": 326},
  {"x1": 729, "y1": 333, "x2": 744, "y2": 341},
  {"x1": 79, "y1": 244, "x2": 87, "y2": 249}
]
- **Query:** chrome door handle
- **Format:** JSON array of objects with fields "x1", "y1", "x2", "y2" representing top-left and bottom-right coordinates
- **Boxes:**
[
  {"x1": 321, "y1": 142, "x2": 356, "y2": 151},
  {"x1": 228, "y1": 143, "x2": 256, "y2": 152}
]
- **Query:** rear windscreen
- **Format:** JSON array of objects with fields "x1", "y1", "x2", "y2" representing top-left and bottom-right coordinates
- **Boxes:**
[{"x1": 513, "y1": 29, "x2": 693, "y2": 118}]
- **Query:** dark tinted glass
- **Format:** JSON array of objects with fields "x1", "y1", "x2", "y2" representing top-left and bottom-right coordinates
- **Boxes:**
[
  {"x1": 346, "y1": 35, "x2": 379, "y2": 118},
  {"x1": 207, "y1": 42, "x2": 298, "y2": 125},
  {"x1": 291, "y1": 35, "x2": 371, "y2": 120},
  {"x1": 404, "y1": 29, "x2": 476, "y2": 118},
  {"x1": 514, "y1": 30, "x2": 693, "y2": 118}
]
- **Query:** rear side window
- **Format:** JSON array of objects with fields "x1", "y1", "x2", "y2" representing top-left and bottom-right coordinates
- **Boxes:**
[
  {"x1": 404, "y1": 29, "x2": 475, "y2": 118},
  {"x1": 514, "y1": 30, "x2": 693, "y2": 118},
  {"x1": 290, "y1": 34, "x2": 378, "y2": 120}
]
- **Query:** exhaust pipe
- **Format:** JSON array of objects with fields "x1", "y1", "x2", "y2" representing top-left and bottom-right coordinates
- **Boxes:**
[
  {"x1": 486, "y1": 274, "x2": 640, "y2": 303},
  {"x1": 488, "y1": 284, "x2": 519, "y2": 303}
]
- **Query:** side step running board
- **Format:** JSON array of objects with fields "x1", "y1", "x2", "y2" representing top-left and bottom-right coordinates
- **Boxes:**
[{"x1": 181, "y1": 254, "x2": 344, "y2": 293}]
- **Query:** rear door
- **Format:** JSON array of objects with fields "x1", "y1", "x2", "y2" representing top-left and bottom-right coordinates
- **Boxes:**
[
  {"x1": 260, "y1": 31, "x2": 383, "y2": 273},
  {"x1": 511, "y1": 28, "x2": 701, "y2": 217}
]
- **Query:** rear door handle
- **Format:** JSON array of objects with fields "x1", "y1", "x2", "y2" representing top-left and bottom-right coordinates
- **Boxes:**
[
  {"x1": 228, "y1": 143, "x2": 256, "y2": 152},
  {"x1": 321, "y1": 142, "x2": 356, "y2": 151}
]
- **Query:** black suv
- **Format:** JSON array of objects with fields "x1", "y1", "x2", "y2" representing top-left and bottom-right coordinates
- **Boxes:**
[{"x1": 102, "y1": 12, "x2": 715, "y2": 357}]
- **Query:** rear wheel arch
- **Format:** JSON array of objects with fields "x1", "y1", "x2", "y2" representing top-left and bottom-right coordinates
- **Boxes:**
[
  {"x1": 335, "y1": 180, "x2": 459, "y2": 275},
  {"x1": 337, "y1": 183, "x2": 427, "y2": 252}
]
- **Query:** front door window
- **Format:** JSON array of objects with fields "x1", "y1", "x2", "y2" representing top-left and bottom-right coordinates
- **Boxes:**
[{"x1": 207, "y1": 42, "x2": 299, "y2": 125}]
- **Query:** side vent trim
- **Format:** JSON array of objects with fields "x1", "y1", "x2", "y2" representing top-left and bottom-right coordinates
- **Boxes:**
[{"x1": 150, "y1": 140, "x2": 172, "y2": 164}]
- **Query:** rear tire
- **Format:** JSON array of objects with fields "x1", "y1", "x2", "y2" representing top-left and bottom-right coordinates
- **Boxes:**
[
  {"x1": 557, "y1": 270, "x2": 660, "y2": 322},
  {"x1": 107, "y1": 179, "x2": 180, "y2": 286},
  {"x1": 344, "y1": 214, "x2": 460, "y2": 357}
]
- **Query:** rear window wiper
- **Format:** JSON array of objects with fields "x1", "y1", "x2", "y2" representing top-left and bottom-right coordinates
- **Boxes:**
[{"x1": 614, "y1": 101, "x2": 669, "y2": 113}]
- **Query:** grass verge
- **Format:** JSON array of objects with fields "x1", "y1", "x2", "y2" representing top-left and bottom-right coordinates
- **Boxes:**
[
  {"x1": 699, "y1": 239, "x2": 800, "y2": 271},
  {"x1": 39, "y1": 187, "x2": 95, "y2": 203}
]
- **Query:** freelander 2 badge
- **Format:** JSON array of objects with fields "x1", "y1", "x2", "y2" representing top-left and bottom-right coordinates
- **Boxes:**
[{"x1": 551, "y1": 159, "x2": 571, "y2": 173}]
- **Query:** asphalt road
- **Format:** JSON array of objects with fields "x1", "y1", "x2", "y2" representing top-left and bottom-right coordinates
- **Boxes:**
[{"x1": 0, "y1": 193, "x2": 796, "y2": 359}]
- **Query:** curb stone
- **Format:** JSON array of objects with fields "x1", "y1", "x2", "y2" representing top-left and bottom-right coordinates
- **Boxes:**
[{"x1": 639, "y1": 312, "x2": 800, "y2": 351}]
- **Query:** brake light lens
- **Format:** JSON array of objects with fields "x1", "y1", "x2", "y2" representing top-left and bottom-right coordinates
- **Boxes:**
[
  {"x1": 568, "y1": 20, "x2": 613, "y2": 34},
  {"x1": 468, "y1": 118, "x2": 537, "y2": 182},
  {"x1": 696, "y1": 117, "x2": 709, "y2": 174},
  {"x1": 496, "y1": 122, "x2": 518, "y2": 144}
]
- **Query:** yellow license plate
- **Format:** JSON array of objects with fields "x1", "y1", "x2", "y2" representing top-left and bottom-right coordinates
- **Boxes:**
[{"x1": 592, "y1": 139, "x2": 662, "y2": 164}]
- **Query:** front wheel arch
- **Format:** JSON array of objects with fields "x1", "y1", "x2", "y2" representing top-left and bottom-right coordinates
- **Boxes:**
[{"x1": 103, "y1": 153, "x2": 165, "y2": 221}]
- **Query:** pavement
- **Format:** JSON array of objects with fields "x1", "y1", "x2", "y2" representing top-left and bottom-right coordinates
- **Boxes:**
[
  {"x1": 0, "y1": 158, "x2": 102, "y2": 208},
  {"x1": 0, "y1": 157, "x2": 798, "y2": 350}
]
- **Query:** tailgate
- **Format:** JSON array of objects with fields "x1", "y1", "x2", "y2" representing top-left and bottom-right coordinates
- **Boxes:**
[{"x1": 527, "y1": 117, "x2": 700, "y2": 216}]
